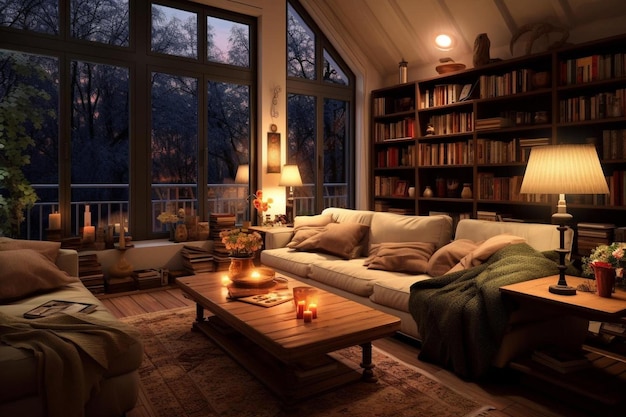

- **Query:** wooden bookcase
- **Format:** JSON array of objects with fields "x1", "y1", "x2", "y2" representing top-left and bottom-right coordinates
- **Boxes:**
[{"x1": 370, "y1": 33, "x2": 626, "y2": 227}]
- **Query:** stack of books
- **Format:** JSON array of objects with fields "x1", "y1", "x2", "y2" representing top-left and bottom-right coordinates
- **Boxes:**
[
  {"x1": 180, "y1": 245, "x2": 214, "y2": 274},
  {"x1": 577, "y1": 222, "x2": 615, "y2": 256},
  {"x1": 531, "y1": 347, "x2": 592, "y2": 374},
  {"x1": 475, "y1": 117, "x2": 513, "y2": 131},
  {"x1": 105, "y1": 276, "x2": 136, "y2": 293},
  {"x1": 210, "y1": 213, "x2": 236, "y2": 271},
  {"x1": 78, "y1": 253, "x2": 105, "y2": 294},
  {"x1": 132, "y1": 268, "x2": 163, "y2": 289}
]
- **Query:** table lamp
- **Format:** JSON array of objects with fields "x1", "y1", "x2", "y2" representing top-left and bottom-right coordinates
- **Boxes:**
[
  {"x1": 279, "y1": 164, "x2": 302, "y2": 225},
  {"x1": 520, "y1": 144, "x2": 609, "y2": 295}
]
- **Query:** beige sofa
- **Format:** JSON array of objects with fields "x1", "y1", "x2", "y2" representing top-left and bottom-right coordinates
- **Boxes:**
[
  {"x1": 0, "y1": 243, "x2": 143, "y2": 417},
  {"x1": 260, "y1": 207, "x2": 587, "y2": 370}
]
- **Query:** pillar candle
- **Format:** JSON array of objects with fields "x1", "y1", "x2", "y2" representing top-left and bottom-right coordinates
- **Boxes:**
[
  {"x1": 296, "y1": 301, "x2": 305, "y2": 319},
  {"x1": 84, "y1": 205, "x2": 91, "y2": 227},
  {"x1": 308, "y1": 303, "x2": 317, "y2": 319},
  {"x1": 49, "y1": 212, "x2": 61, "y2": 229},
  {"x1": 83, "y1": 226, "x2": 95, "y2": 243},
  {"x1": 119, "y1": 225, "x2": 125, "y2": 248},
  {"x1": 303, "y1": 310, "x2": 312, "y2": 323}
]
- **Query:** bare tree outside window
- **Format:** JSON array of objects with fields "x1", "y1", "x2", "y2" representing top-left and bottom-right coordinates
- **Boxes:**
[
  {"x1": 70, "y1": 0, "x2": 129, "y2": 46},
  {"x1": 0, "y1": 0, "x2": 58, "y2": 34},
  {"x1": 151, "y1": 4, "x2": 197, "y2": 59}
]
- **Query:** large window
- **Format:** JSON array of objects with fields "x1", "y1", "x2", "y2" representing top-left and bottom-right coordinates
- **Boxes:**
[
  {"x1": 287, "y1": 1, "x2": 354, "y2": 215},
  {"x1": 0, "y1": 0, "x2": 256, "y2": 240}
]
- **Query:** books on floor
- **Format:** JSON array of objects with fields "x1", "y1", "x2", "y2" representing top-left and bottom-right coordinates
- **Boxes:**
[
  {"x1": 531, "y1": 347, "x2": 592, "y2": 373},
  {"x1": 78, "y1": 253, "x2": 105, "y2": 294},
  {"x1": 132, "y1": 268, "x2": 163, "y2": 289},
  {"x1": 180, "y1": 245, "x2": 215, "y2": 274}
]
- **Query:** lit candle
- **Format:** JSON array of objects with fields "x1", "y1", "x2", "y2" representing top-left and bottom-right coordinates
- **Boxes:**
[
  {"x1": 251, "y1": 270, "x2": 260, "y2": 281},
  {"x1": 49, "y1": 212, "x2": 61, "y2": 229},
  {"x1": 84, "y1": 204, "x2": 91, "y2": 227},
  {"x1": 119, "y1": 225, "x2": 125, "y2": 248},
  {"x1": 308, "y1": 303, "x2": 317, "y2": 319},
  {"x1": 83, "y1": 226, "x2": 95, "y2": 243},
  {"x1": 296, "y1": 301, "x2": 305, "y2": 319},
  {"x1": 114, "y1": 223, "x2": 121, "y2": 234},
  {"x1": 303, "y1": 310, "x2": 312, "y2": 323},
  {"x1": 221, "y1": 275, "x2": 231, "y2": 286}
]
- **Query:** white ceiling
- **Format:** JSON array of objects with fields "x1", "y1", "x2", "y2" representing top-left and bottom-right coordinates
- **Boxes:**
[{"x1": 302, "y1": 0, "x2": 626, "y2": 80}]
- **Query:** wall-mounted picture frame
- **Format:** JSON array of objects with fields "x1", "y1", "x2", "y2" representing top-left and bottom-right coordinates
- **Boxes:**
[
  {"x1": 393, "y1": 180, "x2": 408, "y2": 197},
  {"x1": 267, "y1": 132, "x2": 281, "y2": 173}
]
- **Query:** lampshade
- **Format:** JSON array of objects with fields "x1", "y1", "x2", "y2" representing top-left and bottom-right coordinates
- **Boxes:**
[
  {"x1": 235, "y1": 164, "x2": 249, "y2": 184},
  {"x1": 278, "y1": 165, "x2": 302, "y2": 187},
  {"x1": 519, "y1": 144, "x2": 609, "y2": 195}
]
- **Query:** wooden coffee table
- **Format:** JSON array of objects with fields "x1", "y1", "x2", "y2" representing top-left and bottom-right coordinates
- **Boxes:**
[{"x1": 176, "y1": 272, "x2": 401, "y2": 405}]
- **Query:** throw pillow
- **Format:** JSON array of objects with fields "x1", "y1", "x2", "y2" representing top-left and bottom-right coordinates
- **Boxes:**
[
  {"x1": 448, "y1": 234, "x2": 527, "y2": 273},
  {"x1": 286, "y1": 226, "x2": 327, "y2": 249},
  {"x1": 426, "y1": 239, "x2": 480, "y2": 277},
  {"x1": 0, "y1": 249, "x2": 79, "y2": 303},
  {"x1": 293, "y1": 222, "x2": 369, "y2": 259},
  {"x1": 0, "y1": 237, "x2": 61, "y2": 263},
  {"x1": 364, "y1": 242, "x2": 436, "y2": 274},
  {"x1": 293, "y1": 213, "x2": 333, "y2": 230}
]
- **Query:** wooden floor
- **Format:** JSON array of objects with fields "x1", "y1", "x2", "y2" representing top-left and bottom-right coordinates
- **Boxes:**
[{"x1": 102, "y1": 286, "x2": 604, "y2": 417}]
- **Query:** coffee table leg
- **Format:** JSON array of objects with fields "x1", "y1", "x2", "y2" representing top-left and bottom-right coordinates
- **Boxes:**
[
  {"x1": 191, "y1": 303, "x2": 205, "y2": 331},
  {"x1": 359, "y1": 342, "x2": 377, "y2": 382}
]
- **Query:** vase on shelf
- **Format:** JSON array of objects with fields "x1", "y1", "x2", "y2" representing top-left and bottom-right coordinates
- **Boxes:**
[
  {"x1": 175, "y1": 223, "x2": 188, "y2": 242},
  {"x1": 591, "y1": 262, "x2": 615, "y2": 298},
  {"x1": 461, "y1": 183, "x2": 472, "y2": 199},
  {"x1": 228, "y1": 255, "x2": 255, "y2": 279},
  {"x1": 423, "y1": 186, "x2": 433, "y2": 198}
]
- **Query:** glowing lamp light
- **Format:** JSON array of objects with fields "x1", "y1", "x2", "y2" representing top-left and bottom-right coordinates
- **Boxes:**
[{"x1": 435, "y1": 34, "x2": 453, "y2": 50}]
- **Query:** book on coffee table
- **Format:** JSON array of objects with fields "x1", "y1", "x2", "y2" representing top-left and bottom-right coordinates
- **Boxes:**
[
  {"x1": 23, "y1": 299, "x2": 97, "y2": 319},
  {"x1": 236, "y1": 291, "x2": 294, "y2": 307}
]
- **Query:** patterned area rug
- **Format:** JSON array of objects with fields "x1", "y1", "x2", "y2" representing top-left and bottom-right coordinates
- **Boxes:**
[{"x1": 121, "y1": 307, "x2": 494, "y2": 417}]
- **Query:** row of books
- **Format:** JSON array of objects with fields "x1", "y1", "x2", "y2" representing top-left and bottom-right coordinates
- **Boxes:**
[
  {"x1": 419, "y1": 83, "x2": 468, "y2": 108},
  {"x1": 372, "y1": 96, "x2": 414, "y2": 116},
  {"x1": 417, "y1": 141, "x2": 473, "y2": 166},
  {"x1": 373, "y1": 118, "x2": 415, "y2": 142},
  {"x1": 474, "y1": 117, "x2": 514, "y2": 131},
  {"x1": 425, "y1": 111, "x2": 473, "y2": 135},
  {"x1": 475, "y1": 173, "x2": 549, "y2": 203},
  {"x1": 577, "y1": 222, "x2": 615, "y2": 256},
  {"x1": 78, "y1": 253, "x2": 105, "y2": 294},
  {"x1": 373, "y1": 175, "x2": 405, "y2": 198},
  {"x1": 478, "y1": 68, "x2": 537, "y2": 99},
  {"x1": 375, "y1": 145, "x2": 415, "y2": 168},
  {"x1": 559, "y1": 52, "x2": 626, "y2": 86},
  {"x1": 475, "y1": 137, "x2": 550, "y2": 164},
  {"x1": 558, "y1": 88, "x2": 625, "y2": 123},
  {"x1": 601, "y1": 129, "x2": 626, "y2": 160},
  {"x1": 180, "y1": 245, "x2": 215, "y2": 274}
]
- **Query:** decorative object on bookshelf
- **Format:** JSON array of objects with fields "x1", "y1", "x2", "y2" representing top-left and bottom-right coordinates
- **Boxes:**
[
  {"x1": 461, "y1": 183, "x2": 472, "y2": 199},
  {"x1": 472, "y1": 33, "x2": 491, "y2": 67},
  {"x1": 435, "y1": 58, "x2": 465, "y2": 74},
  {"x1": 408, "y1": 186, "x2": 415, "y2": 197},
  {"x1": 509, "y1": 22, "x2": 569, "y2": 56},
  {"x1": 423, "y1": 186, "x2": 433, "y2": 198},
  {"x1": 520, "y1": 144, "x2": 610, "y2": 295},
  {"x1": 398, "y1": 58, "x2": 408, "y2": 83}
]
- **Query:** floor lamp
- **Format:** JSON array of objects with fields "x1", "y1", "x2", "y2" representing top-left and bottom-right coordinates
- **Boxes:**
[
  {"x1": 279, "y1": 164, "x2": 302, "y2": 226},
  {"x1": 519, "y1": 144, "x2": 609, "y2": 295}
]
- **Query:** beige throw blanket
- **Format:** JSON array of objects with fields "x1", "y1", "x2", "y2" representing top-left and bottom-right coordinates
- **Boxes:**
[{"x1": 0, "y1": 311, "x2": 141, "y2": 417}]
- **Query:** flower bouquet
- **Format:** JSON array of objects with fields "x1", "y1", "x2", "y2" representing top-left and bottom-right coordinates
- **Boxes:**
[
  {"x1": 219, "y1": 228, "x2": 263, "y2": 257},
  {"x1": 252, "y1": 190, "x2": 273, "y2": 225},
  {"x1": 582, "y1": 242, "x2": 626, "y2": 276}
]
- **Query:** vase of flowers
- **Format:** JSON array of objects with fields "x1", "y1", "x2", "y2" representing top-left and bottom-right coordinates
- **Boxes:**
[
  {"x1": 252, "y1": 190, "x2": 273, "y2": 225},
  {"x1": 157, "y1": 208, "x2": 183, "y2": 241},
  {"x1": 220, "y1": 228, "x2": 263, "y2": 278},
  {"x1": 583, "y1": 242, "x2": 626, "y2": 297}
]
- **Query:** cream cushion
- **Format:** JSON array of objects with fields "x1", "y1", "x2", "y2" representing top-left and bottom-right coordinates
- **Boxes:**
[{"x1": 0, "y1": 237, "x2": 61, "y2": 262}]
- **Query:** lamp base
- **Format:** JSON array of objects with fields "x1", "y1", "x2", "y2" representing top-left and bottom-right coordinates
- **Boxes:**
[{"x1": 549, "y1": 284, "x2": 576, "y2": 295}]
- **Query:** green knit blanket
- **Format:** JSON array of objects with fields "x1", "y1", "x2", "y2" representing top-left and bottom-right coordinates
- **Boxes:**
[{"x1": 409, "y1": 243, "x2": 563, "y2": 380}]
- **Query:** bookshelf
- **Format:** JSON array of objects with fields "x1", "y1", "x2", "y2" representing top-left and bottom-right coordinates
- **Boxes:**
[{"x1": 369, "y1": 33, "x2": 626, "y2": 227}]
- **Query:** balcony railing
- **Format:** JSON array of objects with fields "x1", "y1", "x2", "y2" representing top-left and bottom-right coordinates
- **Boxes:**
[{"x1": 22, "y1": 183, "x2": 348, "y2": 240}]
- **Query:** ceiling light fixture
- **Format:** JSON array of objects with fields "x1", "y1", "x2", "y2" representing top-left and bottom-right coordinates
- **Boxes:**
[{"x1": 435, "y1": 34, "x2": 453, "y2": 50}]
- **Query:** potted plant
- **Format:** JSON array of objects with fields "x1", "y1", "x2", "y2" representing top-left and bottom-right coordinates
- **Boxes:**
[{"x1": 219, "y1": 228, "x2": 263, "y2": 278}]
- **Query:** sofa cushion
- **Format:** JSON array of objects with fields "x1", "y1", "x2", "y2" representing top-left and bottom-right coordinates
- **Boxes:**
[
  {"x1": 0, "y1": 249, "x2": 79, "y2": 303},
  {"x1": 364, "y1": 242, "x2": 435, "y2": 274},
  {"x1": 292, "y1": 222, "x2": 369, "y2": 259},
  {"x1": 370, "y1": 274, "x2": 431, "y2": 313},
  {"x1": 309, "y1": 259, "x2": 406, "y2": 297},
  {"x1": 286, "y1": 226, "x2": 326, "y2": 249},
  {"x1": 0, "y1": 237, "x2": 61, "y2": 263},
  {"x1": 369, "y1": 213, "x2": 453, "y2": 251},
  {"x1": 448, "y1": 234, "x2": 527, "y2": 273},
  {"x1": 293, "y1": 213, "x2": 334, "y2": 229},
  {"x1": 426, "y1": 239, "x2": 480, "y2": 277},
  {"x1": 260, "y1": 248, "x2": 318, "y2": 278}
]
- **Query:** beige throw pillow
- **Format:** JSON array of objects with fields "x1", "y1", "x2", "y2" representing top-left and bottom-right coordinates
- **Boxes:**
[
  {"x1": 426, "y1": 239, "x2": 480, "y2": 277},
  {"x1": 293, "y1": 222, "x2": 369, "y2": 259},
  {"x1": 0, "y1": 237, "x2": 61, "y2": 262},
  {"x1": 293, "y1": 213, "x2": 333, "y2": 230},
  {"x1": 448, "y1": 234, "x2": 527, "y2": 273},
  {"x1": 0, "y1": 249, "x2": 79, "y2": 302},
  {"x1": 286, "y1": 226, "x2": 327, "y2": 248},
  {"x1": 364, "y1": 242, "x2": 436, "y2": 274}
]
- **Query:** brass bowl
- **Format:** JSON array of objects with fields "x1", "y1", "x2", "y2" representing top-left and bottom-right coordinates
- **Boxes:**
[{"x1": 435, "y1": 63, "x2": 466, "y2": 74}]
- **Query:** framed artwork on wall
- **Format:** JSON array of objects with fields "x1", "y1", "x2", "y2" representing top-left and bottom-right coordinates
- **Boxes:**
[{"x1": 267, "y1": 132, "x2": 281, "y2": 173}]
